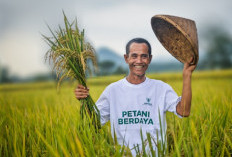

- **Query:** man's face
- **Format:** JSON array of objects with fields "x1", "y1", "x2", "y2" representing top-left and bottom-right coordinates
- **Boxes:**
[{"x1": 124, "y1": 42, "x2": 152, "y2": 77}]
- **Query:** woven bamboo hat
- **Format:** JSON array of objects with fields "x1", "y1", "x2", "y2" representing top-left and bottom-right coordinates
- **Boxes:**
[{"x1": 151, "y1": 15, "x2": 199, "y2": 65}]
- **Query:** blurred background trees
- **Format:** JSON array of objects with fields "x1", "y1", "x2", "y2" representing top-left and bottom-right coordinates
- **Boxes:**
[
  {"x1": 198, "y1": 26, "x2": 232, "y2": 70},
  {"x1": 0, "y1": 66, "x2": 11, "y2": 83}
]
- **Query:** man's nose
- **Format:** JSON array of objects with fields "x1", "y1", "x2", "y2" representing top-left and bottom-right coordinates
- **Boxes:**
[{"x1": 136, "y1": 56, "x2": 142, "y2": 63}]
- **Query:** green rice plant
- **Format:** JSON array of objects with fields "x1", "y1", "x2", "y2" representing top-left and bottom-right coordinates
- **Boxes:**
[
  {"x1": 42, "y1": 11, "x2": 101, "y2": 129},
  {"x1": 0, "y1": 70, "x2": 231, "y2": 156}
]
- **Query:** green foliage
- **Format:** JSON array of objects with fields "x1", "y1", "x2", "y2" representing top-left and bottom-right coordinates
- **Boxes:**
[{"x1": 0, "y1": 70, "x2": 232, "y2": 156}]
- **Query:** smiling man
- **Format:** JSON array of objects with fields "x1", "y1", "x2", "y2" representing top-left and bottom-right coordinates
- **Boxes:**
[{"x1": 74, "y1": 38, "x2": 196, "y2": 155}]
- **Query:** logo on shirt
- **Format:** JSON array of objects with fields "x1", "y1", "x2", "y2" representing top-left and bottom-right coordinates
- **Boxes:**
[{"x1": 143, "y1": 98, "x2": 152, "y2": 106}]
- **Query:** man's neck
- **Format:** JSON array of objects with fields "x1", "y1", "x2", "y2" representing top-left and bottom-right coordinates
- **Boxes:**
[{"x1": 126, "y1": 74, "x2": 146, "y2": 84}]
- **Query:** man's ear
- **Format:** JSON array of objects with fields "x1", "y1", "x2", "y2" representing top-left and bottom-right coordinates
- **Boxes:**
[
  {"x1": 148, "y1": 55, "x2": 152, "y2": 64},
  {"x1": 124, "y1": 54, "x2": 129, "y2": 64}
]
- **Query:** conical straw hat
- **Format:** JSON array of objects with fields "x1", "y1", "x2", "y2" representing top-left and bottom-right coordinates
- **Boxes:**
[{"x1": 151, "y1": 15, "x2": 199, "y2": 65}]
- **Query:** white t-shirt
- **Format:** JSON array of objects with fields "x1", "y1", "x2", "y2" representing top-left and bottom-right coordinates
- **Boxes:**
[{"x1": 96, "y1": 77, "x2": 182, "y2": 154}]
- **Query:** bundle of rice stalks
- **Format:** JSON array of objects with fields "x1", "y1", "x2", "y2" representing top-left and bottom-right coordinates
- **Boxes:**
[{"x1": 42, "y1": 12, "x2": 101, "y2": 129}]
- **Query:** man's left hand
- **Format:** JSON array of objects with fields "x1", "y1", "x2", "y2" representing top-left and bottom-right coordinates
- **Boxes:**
[{"x1": 183, "y1": 57, "x2": 197, "y2": 77}]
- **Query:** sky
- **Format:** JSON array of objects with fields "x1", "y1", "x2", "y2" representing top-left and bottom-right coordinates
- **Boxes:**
[{"x1": 0, "y1": 0, "x2": 232, "y2": 77}]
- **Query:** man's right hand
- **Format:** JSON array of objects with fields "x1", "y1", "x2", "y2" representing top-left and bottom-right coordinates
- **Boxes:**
[{"x1": 74, "y1": 84, "x2": 89, "y2": 100}]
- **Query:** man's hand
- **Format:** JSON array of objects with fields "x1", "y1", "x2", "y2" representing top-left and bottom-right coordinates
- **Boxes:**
[
  {"x1": 183, "y1": 57, "x2": 197, "y2": 77},
  {"x1": 74, "y1": 85, "x2": 89, "y2": 100}
]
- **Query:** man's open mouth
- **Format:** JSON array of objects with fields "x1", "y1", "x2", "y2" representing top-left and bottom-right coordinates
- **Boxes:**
[{"x1": 134, "y1": 65, "x2": 144, "y2": 70}]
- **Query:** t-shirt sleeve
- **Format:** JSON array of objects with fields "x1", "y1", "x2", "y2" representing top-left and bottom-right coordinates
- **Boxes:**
[
  {"x1": 164, "y1": 84, "x2": 182, "y2": 118},
  {"x1": 96, "y1": 88, "x2": 110, "y2": 125}
]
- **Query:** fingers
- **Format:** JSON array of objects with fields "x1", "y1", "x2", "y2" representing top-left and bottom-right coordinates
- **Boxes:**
[
  {"x1": 189, "y1": 64, "x2": 197, "y2": 71},
  {"x1": 74, "y1": 90, "x2": 89, "y2": 100},
  {"x1": 189, "y1": 57, "x2": 194, "y2": 64},
  {"x1": 189, "y1": 57, "x2": 197, "y2": 69},
  {"x1": 184, "y1": 57, "x2": 193, "y2": 67},
  {"x1": 75, "y1": 93, "x2": 89, "y2": 99},
  {"x1": 74, "y1": 89, "x2": 89, "y2": 95},
  {"x1": 74, "y1": 85, "x2": 89, "y2": 100},
  {"x1": 184, "y1": 57, "x2": 195, "y2": 68},
  {"x1": 183, "y1": 57, "x2": 197, "y2": 75},
  {"x1": 77, "y1": 84, "x2": 89, "y2": 90},
  {"x1": 183, "y1": 64, "x2": 196, "y2": 75}
]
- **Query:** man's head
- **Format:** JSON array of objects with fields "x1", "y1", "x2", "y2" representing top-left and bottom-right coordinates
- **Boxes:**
[
  {"x1": 124, "y1": 38, "x2": 152, "y2": 77},
  {"x1": 126, "y1": 38, "x2": 152, "y2": 56}
]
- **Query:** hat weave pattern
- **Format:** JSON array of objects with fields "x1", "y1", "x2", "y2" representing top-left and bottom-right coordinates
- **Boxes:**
[{"x1": 151, "y1": 15, "x2": 199, "y2": 65}]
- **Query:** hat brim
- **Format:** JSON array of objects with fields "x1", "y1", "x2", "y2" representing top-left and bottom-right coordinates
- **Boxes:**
[{"x1": 151, "y1": 15, "x2": 199, "y2": 65}]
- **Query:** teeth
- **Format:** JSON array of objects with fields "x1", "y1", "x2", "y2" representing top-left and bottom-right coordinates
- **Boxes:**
[{"x1": 134, "y1": 65, "x2": 143, "y2": 69}]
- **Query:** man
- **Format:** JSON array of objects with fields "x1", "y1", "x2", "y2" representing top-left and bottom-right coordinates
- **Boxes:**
[{"x1": 74, "y1": 38, "x2": 196, "y2": 155}]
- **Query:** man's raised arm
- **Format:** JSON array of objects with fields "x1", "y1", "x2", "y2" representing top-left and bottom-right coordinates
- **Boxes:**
[{"x1": 177, "y1": 57, "x2": 197, "y2": 117}]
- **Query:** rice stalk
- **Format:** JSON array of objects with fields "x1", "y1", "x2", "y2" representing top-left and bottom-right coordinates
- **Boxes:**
[{"x1": 43, "y1": 11, "x2": 100, "y2": 129}]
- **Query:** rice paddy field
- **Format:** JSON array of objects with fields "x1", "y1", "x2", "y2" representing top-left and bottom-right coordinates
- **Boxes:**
[{"x1": 0, "y1": 69, "x2": 232, "y2": 156}]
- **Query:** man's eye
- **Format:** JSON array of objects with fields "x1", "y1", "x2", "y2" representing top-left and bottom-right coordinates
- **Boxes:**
[{"x1": 142, "y1": 55, "x2": 148, "y2": 58}]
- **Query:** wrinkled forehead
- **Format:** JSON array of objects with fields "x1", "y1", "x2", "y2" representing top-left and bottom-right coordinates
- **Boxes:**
[{"x1": 129, "y1": 43, "x2": 149, "y2": 54}]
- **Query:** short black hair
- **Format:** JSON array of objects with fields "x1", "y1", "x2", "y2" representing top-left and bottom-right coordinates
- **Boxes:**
[{"x1": 126, "y1": 38, "x2": 152, "y2": 56}]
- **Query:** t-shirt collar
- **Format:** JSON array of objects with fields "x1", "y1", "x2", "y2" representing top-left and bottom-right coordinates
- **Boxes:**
[{"x1": 122, "y1": 76, "x2": 149, "y2": 88}]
